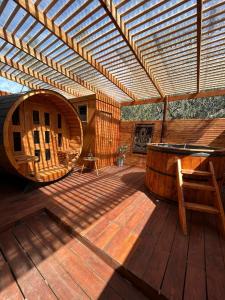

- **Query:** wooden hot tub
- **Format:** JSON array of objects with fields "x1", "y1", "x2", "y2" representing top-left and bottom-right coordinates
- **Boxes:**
[{"x1": 145, "y1": 143, "x2": 225, "y2": 203}]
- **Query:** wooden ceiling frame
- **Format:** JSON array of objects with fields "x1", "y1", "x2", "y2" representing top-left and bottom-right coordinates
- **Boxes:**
[
  {"x1": 140, "y1": 29, "x2": 196, "y2": 56},
  {"x1": 137, "y1": 23, "x2": 196, "y2": 51},
  {"x1": 147, "y1": 48, "x2": 196, "y2": 66},
  {"x1": 152, "y1": 59, "x2": 197, "y2": 74},
  {"x1": 157, "y1": 62, "x2": 197, "y2": 73},
  {"x1": 87, "y1": 39, "x2": 125, "y2": 58},
  {"x1": 55, "y1": 0, "x2": 93, "y2": 29},
  {"x1": 99, "y1": 0, "x2": 164, "y2": 99},
  {"x1": 81, "y1": 28, "x2": 117, "y2": 50},
  {"x1": 15, "y1": 0, "x2": 137, "y2": 101},
  {"x1": 197, "y1": 0, "x2": 203, "y2": 92},
  {"x1": 0, "y1": 28, "x2": 122, "y2": 102},
  {"x1": 95, "y1": 45, "x2": 127, "y2": 62},
  {"x1": 131, "y1": 5, "x2": 196, "y2": 41},
  {"x1": 75, "y1": 16, "x2": 110, "y2": 44},
  {"x1": 107, "y1": 61, "x2": 139, "y2": 73},
  {"x1": 0, "y1": 0, "x2": 224, "y2": 104},
  {"x1": 0, "y1": 53, "x2": 81, "y2": 97},
  {"x1": 63, "y1": 4, "x2": 102, "y2": 36},
  {"x1": 137, "y1": 17, "x2": 196, "y2": 50},
  {"x1": 101, "y1": 53, "x2": 132, "y2": 67},
  {"x1": 0, "y1": 65, "x2": 46, "y2": 91},
  {"x1": 123, "y1": 0, "x2": 184, "y2": 31},
  {"x1": 145, "y1": 44, "x2": 196, "y2": 63},
  {"x1": 157, "y1": 69, "x2": 197, "y2": 80},
  {"x1": 142, "y1": 35, "x2": 197, "y2": 59}
]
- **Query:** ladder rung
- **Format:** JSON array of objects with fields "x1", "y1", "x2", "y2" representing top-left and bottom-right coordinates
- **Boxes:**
[
  {"x1": 185, "y1": 202, "x2": 219, "y2": 214},
  {"x1": 183, "y1": 181, "x2": 215, "y2": 191},
  {"x1": 181, "y1": 169, "x2": 211, "y2": 176}
]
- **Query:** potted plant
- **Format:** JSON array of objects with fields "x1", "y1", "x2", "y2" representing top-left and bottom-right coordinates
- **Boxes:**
[{"x1": 117, "y1": 145, "x2": 128, "y2": 167}]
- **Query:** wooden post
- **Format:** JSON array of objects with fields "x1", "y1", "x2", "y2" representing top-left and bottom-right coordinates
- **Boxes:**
[{"x1": 160, "y1": 96, "x2": 168, "y2": 142}]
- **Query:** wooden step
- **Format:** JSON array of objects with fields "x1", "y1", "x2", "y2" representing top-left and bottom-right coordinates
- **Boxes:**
[
  {"x1": 182, "y1": 181, "x2": 215, "y2": 191},
  {"x1": 181, "y1": 169, "x2": 211, "y2": 176},
  {"x1": 184, "y1": 202, "x2": 219, "y2": 214}
]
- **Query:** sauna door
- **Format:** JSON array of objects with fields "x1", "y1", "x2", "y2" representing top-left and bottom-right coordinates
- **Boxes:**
[
  {"x1": 96, "y1": 111, "x2": 114, "y2": 166},
  {"x1": 24, "y1": 102, "x2": 58, "y2": 170}
]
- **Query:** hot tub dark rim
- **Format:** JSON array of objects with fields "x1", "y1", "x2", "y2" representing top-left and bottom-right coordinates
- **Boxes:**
[{"x1": 147, "y1": 143, "x2": 225, "y2": 157}]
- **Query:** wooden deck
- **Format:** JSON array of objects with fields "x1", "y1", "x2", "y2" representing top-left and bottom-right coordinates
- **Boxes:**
[{"x1": 0, "y1": 166, "x2": 225, "y2": 300}]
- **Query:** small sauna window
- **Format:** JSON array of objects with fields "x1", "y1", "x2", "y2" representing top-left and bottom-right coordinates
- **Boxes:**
[
  {"x1": 45, "y1": 131, "x2": 50, "y2": 143},
  {"x1": 33, "y1": 131, "x2": 40, "y2": 144},
  {"x1": 44, "y1": 112, "x2": 50, "y2": 126},
  {"x1": 33, "y1": 111, "x2": 40, "y2": 124},
  {"x1": 58, "y1": 133, "x2": 62, "y2": 147},
  {"x1": 45, "y1": 149, "x2": 51, "y2": 161},
  {"x1": 57, "y1": 114, "x2": 62, "y2": 128},
  {"x1": 78, "y1": 105, "x2": 87, "y2": 122},
  {"x1": 12, "y1": 107, "x2": 20, "y2": 125},
  {"x1": 13, "y1": 132, "x2": 22, "y2": 152},
  {"x1": 34, "y1": 149, "x2": 40, "y2": 162}
]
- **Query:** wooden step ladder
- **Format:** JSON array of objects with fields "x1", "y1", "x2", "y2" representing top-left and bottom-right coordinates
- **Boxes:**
[{"x1": 176, "y1": 159, "x2": 225, "y2": 236}]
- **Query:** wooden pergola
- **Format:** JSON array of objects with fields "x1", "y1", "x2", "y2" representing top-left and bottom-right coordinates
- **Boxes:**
[{"x1": 0, "y1": 0, "x2": 224, "y2": 105}]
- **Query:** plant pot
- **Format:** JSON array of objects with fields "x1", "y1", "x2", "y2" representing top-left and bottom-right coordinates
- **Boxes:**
[{"x1": 117, "y1": 157, "x2": 124, "y2": 167}]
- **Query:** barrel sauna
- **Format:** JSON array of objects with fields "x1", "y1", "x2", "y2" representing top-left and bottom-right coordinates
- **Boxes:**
[
  {"x1": 145, "y1": 143, "x2": 225, "y2": 204},
  {"x1": 0, "y1": 90, "x2": 83, "y2": 182}
]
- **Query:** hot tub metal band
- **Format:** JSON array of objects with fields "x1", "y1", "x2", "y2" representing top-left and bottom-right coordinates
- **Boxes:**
[{"x1": 146, "y1": 165, "x2": 223, "y2": 181}]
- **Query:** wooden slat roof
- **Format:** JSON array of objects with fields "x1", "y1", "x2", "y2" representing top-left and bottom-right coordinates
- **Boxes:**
[{"x1": 0, "y1": 0, "x2": 225, "y2": 104}]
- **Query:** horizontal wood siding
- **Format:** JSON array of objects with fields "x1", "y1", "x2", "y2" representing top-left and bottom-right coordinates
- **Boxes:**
[
  {"x1": 120, "y1": 118, "x2": 225, "y2": 168},
  {"x1": 164, "y1": 119, "x2": 225, "y2": 147}
]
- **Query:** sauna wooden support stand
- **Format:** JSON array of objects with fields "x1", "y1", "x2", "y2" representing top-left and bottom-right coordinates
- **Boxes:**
[{"x1": 176, "y1": 159, "x2": 225, "y2": 236}]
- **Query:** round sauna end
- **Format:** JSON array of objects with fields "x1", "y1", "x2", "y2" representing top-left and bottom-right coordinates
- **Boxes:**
[{"x1": 0, "y1": 89, "x2": 83, "y2": 182}]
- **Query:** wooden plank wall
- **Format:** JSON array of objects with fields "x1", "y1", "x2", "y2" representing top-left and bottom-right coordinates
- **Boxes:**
[
  {"x1": 70, "y1": 95, "x2": 120, "y2": 169},
  {"x1": 95, "y1": 98, "x2": 120, "y2": 168},
  {"x1": 120, "y1": 119, "x2": 225, "y2": 168}
]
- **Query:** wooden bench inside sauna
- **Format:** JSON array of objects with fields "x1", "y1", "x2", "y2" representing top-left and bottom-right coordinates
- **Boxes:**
[{"x1": 0, "y1": 90, "x2": 83, "y2": 182}]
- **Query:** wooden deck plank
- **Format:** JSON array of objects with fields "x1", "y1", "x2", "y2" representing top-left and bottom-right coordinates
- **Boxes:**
[
  {"x1": 183, "y1": 212, "x2": 206, "y2": 300},
  {"x1": 161, "y1": 214, "x2": 190, "y2": 300},
  {"x1": 25, "y1": 213, "x2": 146, "y2": 300},
  {"x1": 27, "y1": 218, "x2": 122, "y2": 300},
  {"x1": 0, "y1": 252, "x2": 24, "y2": 300},
  {"x1": 0, "y1": 230, "x2": 56, "y2": 300},
  {"x1": 0, "y1": 166, "x2": 225, "y2": 300},
  {"x1": 204, "y1": 215, "x2": 225, "y2": 300},
  {"x1": 123, "y1": 202, "x2": 170, "y2": 277},
  {"x1": 93, "y1": 222, "x2": 121, "y2": 249},
  {"x1": 13, "y1": 222, "x2": 89, "y2": 300},
  {"x1": 69, "y1": 236, "x2": 148, "y2": 300},
  {"x1": 143, "y1": 206, "x2": 178, "y2": 292}
]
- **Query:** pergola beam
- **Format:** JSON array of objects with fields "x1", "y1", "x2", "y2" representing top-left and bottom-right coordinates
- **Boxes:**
[
  {"x1": 99, "y1": 0, "x2": 165, "y2": 99},
  {"x1": 197, "y1": 0, "x2": 203, "y2": 92},
  {"x1": 0, "y1": 67, "x2": 44, "y2": 91},
  {"x1": 121, "y1": 88, "x2": 225, "y2": 106},
  {"x1": 15, "y1": 0, "x2": 137, "y2": 101},
  {"x1": 0, "y1": 28, "x2": 119, "y2": 102},
  {"x1": 160, "y1": 96, "x2": 168, "y2": 142},
  {"x1": 0, "y1": 55, "x2": 80, "y2": 97}
]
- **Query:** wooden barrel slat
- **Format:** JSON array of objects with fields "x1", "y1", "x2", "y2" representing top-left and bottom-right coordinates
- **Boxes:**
[{"x1": 0, "y1": 90, "x2": 83, "y2": 183}]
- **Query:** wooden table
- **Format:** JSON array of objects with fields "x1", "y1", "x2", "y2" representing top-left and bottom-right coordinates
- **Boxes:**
[{"x1": 81, "y1": 157, "x2": 99, "y2": 176}]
